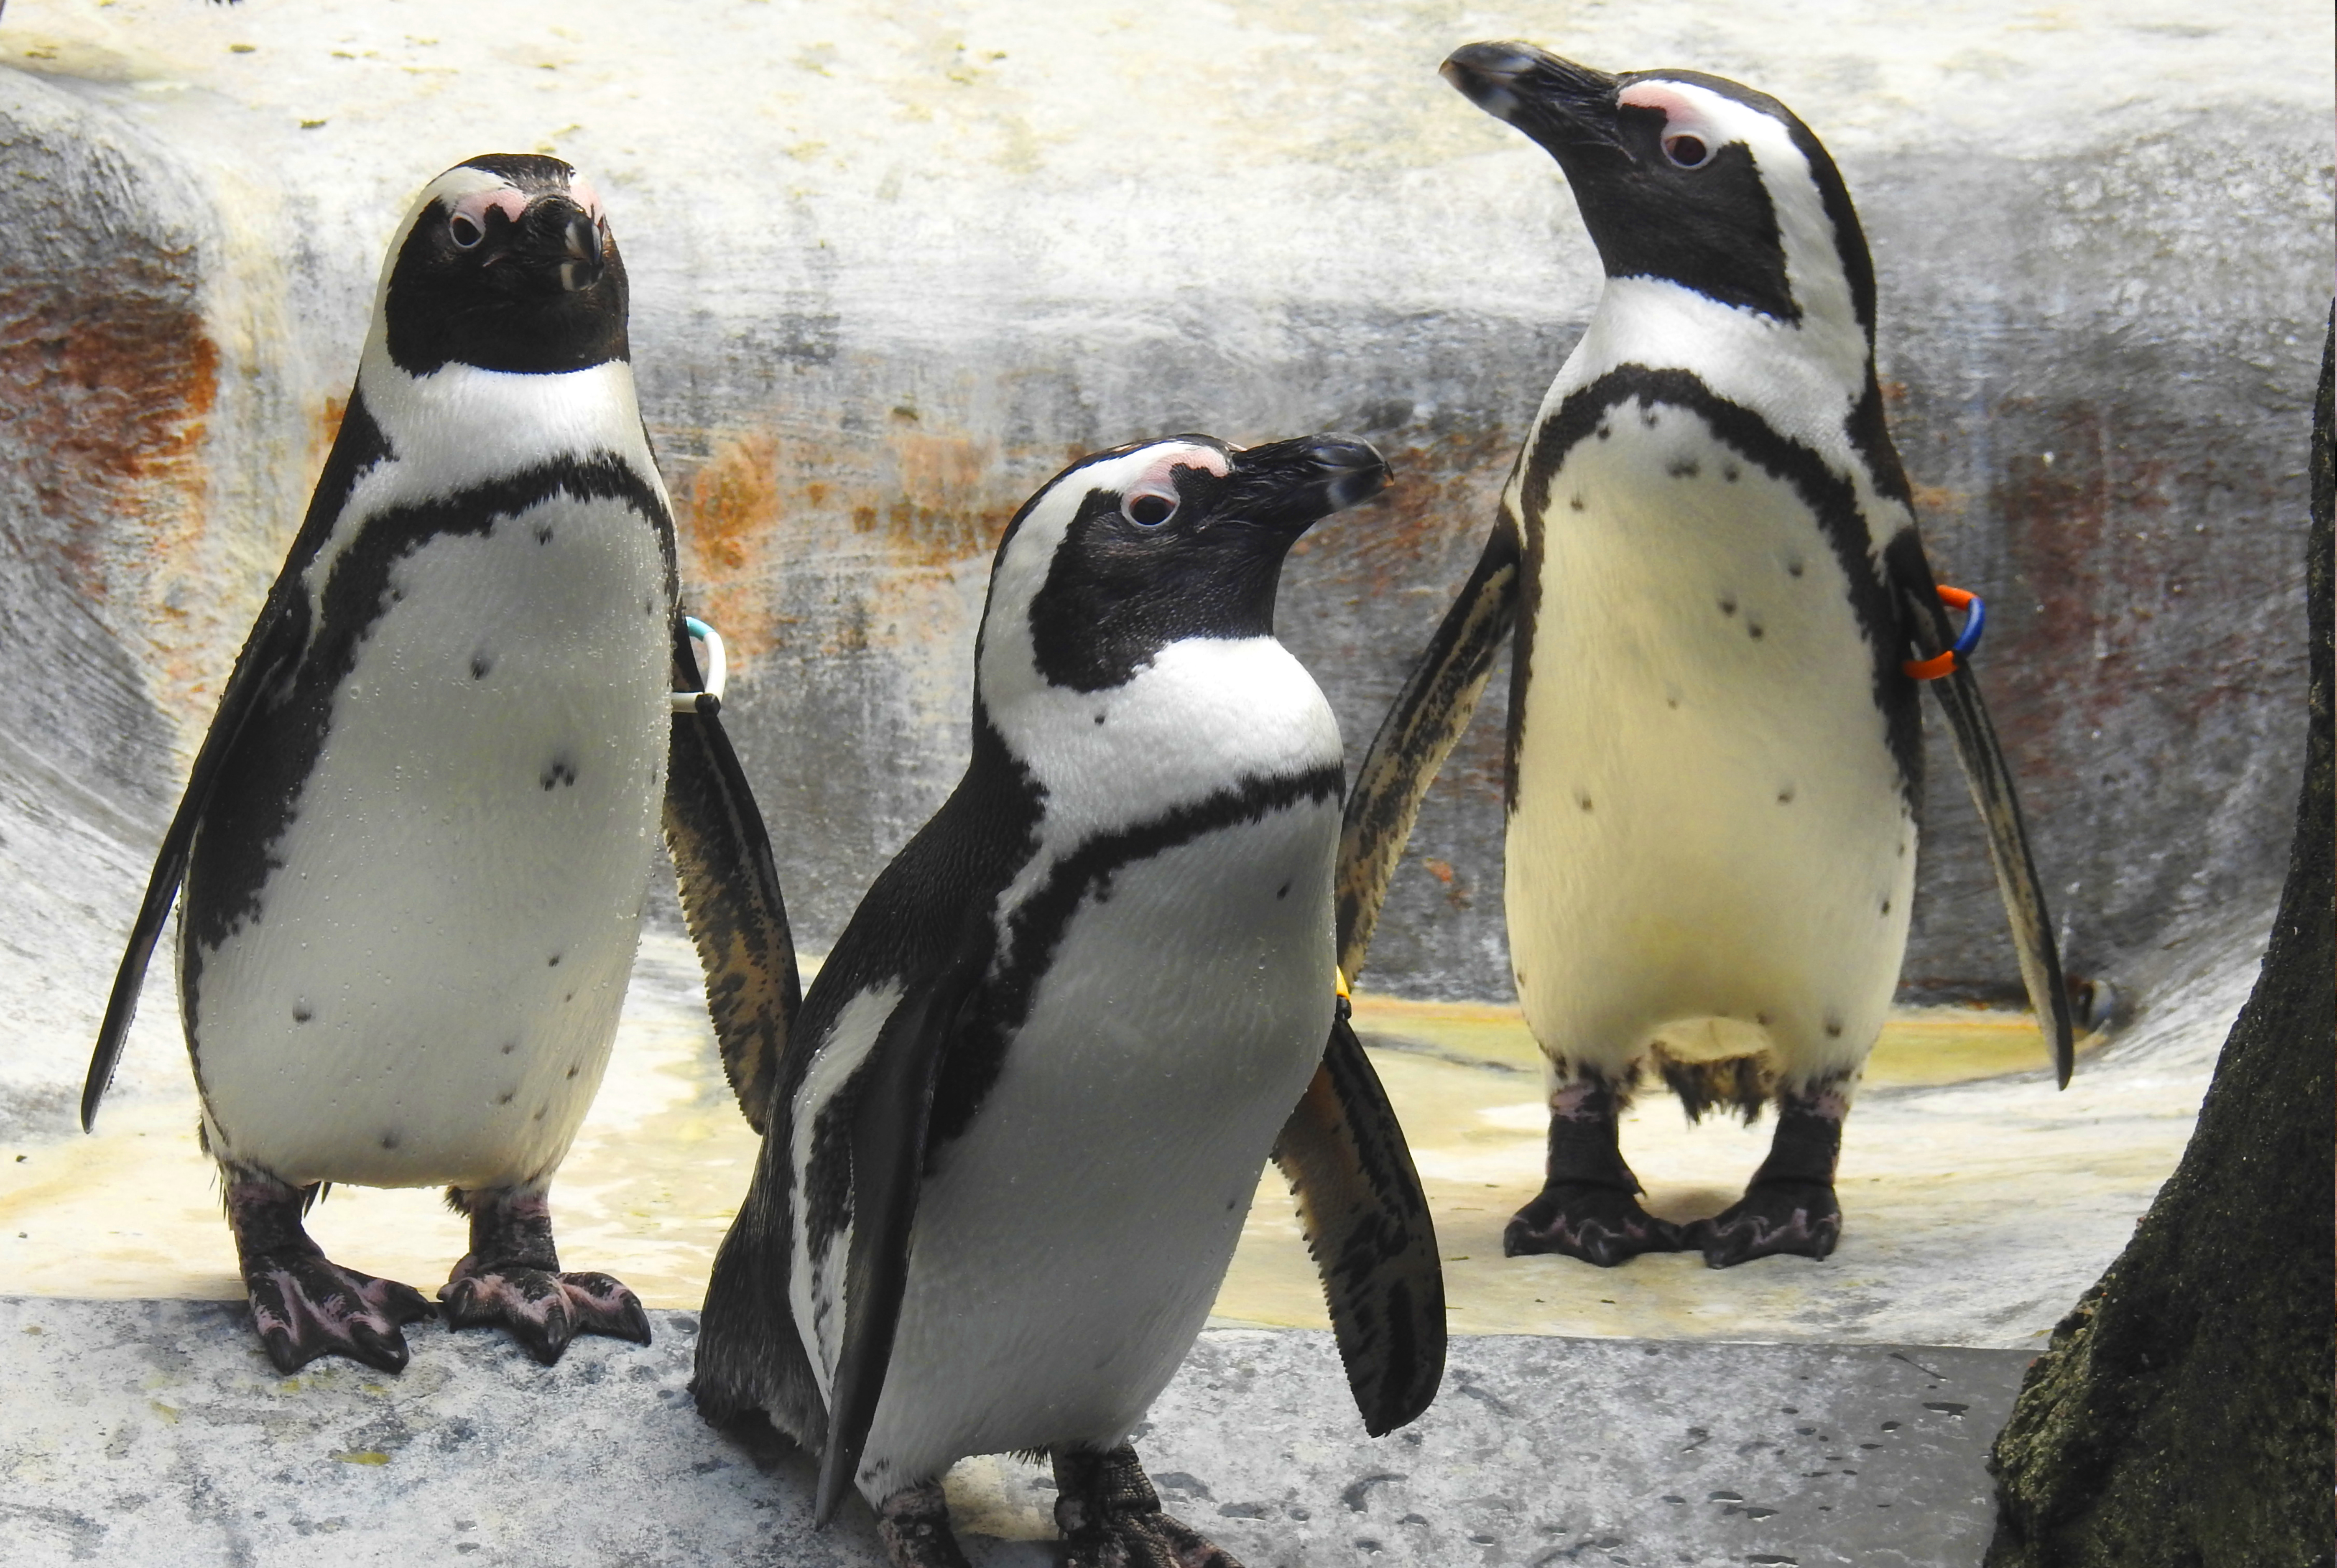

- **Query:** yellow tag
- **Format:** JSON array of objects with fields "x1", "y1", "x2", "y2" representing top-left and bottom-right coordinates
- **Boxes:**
[{"x1": 1333, "y1": 966, "x2": 1351, "y2": 1001}]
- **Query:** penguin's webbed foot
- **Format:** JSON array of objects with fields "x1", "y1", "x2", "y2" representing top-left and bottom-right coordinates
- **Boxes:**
[
  {"x1": 1683, "y1": 1179, "x2": 1842, "y2": 1267},
  {"x1": 439, "y1": 1186, "x2": 651, "y2": 1364},
  {"x1": 1503, "y1": 1182, "x2": 1686, "y2": 1266},
  {"x1": 226, "y1": 1172, "x2": 434, "y2": 1374},
  {"x1": 439, "y1": 1263, "x2": 651, "y2": 1365},
  {"x1": 873, "y1": 1480, "x2": 974, "y2": 1568},
  {"x1": 244, "y1": 1250, "x2": 436, "y2": 1374},
  {"x1": 1055, "y1": 1445, "x2": 1245, "y2": 1568}
]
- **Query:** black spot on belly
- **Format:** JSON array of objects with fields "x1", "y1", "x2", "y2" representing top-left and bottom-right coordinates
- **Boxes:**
[
  {"x1": 548, "y1": 953, "x2": 562, "y2": 968},
  {"x1": 541, "y1": 758, "x2": 578, "y2": 790},
  {"x1": 1748, "y1": 621, "x2": 1766, "y2": 640},
  {"x1": 1777, "y1": 786, "x2": 1795, "y2": 804},
  {"x1": 644, "y1": 595, "x2": 656, "y2": 616},
  {"x1": 1575, "y1": 792, "x2": 1593, "y2": 813},
  {"x1": 533, "y1": 1105, "x2": 548, "y2": 1121},
  {"x1": 1640, "y1": 408, "x2": 1659, "y2": 428},
  {"x1": 1756, "y1": 1012, "x2": 1771, "y2": 1027},
  {"x1": 1718, "y1": 596, "x2": 1737, "y2": 617},
  {"x1": 379, "y1": 1132, "x2": 400, "y2": 1150},
  {"x1": 1786, "y1": 557, "x2": 1805, "y2": 578},
  {"x1": 1880, "y1": 897, "x2": 1892, "y2": 915},
  {"x1": 500, "y1": 1040, "x2": 518, "y2": 1055},
  {"x1": 1093, "y1": 712, "x2": 1106, "y2": 726},
  {"x1": 535, "y1": 524, "x2": 555, "y2": 545},
  {"x1": 1824, "y1": 1012, "x2": 1844, "y2": 1039},
  {"x1": 291, "y1": 1002, "x2": 313, "y2": 1023},
  {"x1": 1596, "y1": 424, "x2": 1611, "y2": 440},
  {"x1": 1724, "y1": 463, "x2": 1742, "y2": 483},
  {"x1": 471, "y1": 652, "x2": 493, "y2": 680},
  {"x1": 566, "y1": 1065, "x2": 580, "y2": 1080},
  {"x1": 1569, "y1": 493, "x2": 1586, "y2": 511},
  {"x1": 497, "y1": 1090, "x2": 516, "y2": 1105},
  {"x1": 1668, "y1": 458, "x2": 1700, "y2": 479},
  {"x1": 1277, "y1": 881, "x2": 1291, "y2": 900}
]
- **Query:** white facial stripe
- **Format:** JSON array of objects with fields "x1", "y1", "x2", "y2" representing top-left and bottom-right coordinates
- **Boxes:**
[
  {"x1": 977, "y1": 440, "x2": 1229, "y2": 710},
  {"x1": 1630, "y1": 79, "x2": 1862, "y2": 377}
]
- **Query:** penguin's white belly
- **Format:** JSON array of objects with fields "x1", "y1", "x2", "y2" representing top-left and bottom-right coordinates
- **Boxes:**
[
  {"x1": 852, "y1": 798, "x2": 1337, "y2": 1496},
  {"x1": 190, "y1": 492, "x2": 671, "y2": 1189},
  {"x1": 1507, "y1": 399, "x2": 1915, "y2": 1074}
]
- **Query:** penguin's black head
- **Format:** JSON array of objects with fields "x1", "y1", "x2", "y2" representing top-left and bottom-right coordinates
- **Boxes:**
[
  {"x1": 984, "y1": 433, "x2": 1388, "y2": 694},
  {"x1": 1442, "y1": 42, "x2": 1874, "y2": 337},
  {"x1": 378, "y1": 154, "x2": 628, "y2": 375}
]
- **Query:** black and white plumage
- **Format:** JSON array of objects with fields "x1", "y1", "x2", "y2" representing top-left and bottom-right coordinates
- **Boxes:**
[
  {"x1": 83, "y1": 154, "x2": 799, "y2": 1372},
  {"x1": 693, "y1": 434, "x2": 1442, "y2": 1568},
  {"x1": 1337, "y1": 45, "x2": 2073, "y2": 1270}
]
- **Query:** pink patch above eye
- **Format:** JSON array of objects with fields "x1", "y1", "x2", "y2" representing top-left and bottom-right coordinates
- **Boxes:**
[
  {"x1": 1129, "y1": 443, "x2": 1230, "y2": 492},
  {"x1": 450, "y1": 186, "x2": 531, "y2": 230},
  {"x1": 1618, "y1": 81, "x2": 1721, "y2": 151},
  {"x1": 566, "y1": 172, "x2": 607, "y2": 224}
]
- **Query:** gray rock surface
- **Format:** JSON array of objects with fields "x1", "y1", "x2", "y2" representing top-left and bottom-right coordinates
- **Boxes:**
[{"x1": 0, "y1": 1296, "x2": 2029, "y2": 1568}]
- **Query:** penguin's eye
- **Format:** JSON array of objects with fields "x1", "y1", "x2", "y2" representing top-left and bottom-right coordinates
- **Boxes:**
[
  {"x1": 448, "y1": 213, "x2": 485, "y2": 250},
  {"x1": 1662, "y1": 134, "x2": 1712, "y2": 169},
  {"x1": 1122, "y1": 489, "x2": 1178, "y2": 528}
]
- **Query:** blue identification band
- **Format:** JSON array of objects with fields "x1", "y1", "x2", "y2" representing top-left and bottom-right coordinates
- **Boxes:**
[
  {"x1": 1904, "y1": 586, "x2": 1984, "y2": 681},
  {"x1": 671, "y1": 617, "x2": 727, "y2": 715}
]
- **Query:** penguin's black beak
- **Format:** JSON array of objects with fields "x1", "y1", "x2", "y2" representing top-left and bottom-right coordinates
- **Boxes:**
[
  {"x1": 1222, "y1": 434, "x2": 1390, "y2": 535},
  {"x1": 1442, "y1": 42, "x2": 1625, "y2": 168},
  {"x1": 512, "y1": 194, "x2": 607, "y2": 293}
]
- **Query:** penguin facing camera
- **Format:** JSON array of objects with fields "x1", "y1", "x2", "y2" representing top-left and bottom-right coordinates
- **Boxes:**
[
  {"x1": 1337, "y1": 45, "x2": 2075, "y2": 1270},
  {"x1": 83, "y1": 155, "x2": 801, "y2": 1374},
  {"x1": 691, "y1": 433, "x2": 1444, "y2": 1568}
]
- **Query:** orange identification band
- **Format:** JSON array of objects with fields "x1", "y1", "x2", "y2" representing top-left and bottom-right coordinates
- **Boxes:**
[
  {"x1": 1334, "y1": 966, "x2": 1352, "y2": 1001},
  {"x1": 1904, "y1": 585, "x2": 1983, "y2": 681}
]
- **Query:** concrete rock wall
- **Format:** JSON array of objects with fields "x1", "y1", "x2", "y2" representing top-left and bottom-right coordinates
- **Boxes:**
[{"x1": 0, "y1": 2, "x2": 2327, "y2": 1140}]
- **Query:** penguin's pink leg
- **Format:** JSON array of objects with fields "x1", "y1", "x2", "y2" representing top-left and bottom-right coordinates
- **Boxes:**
[
  {"x1": 226, "y1": 1170, "x2": 434, "y2": 1374},
  {"x1": 438, "y1": 1186, "x2": 651, "y2": 1364},
  {"x1": 1502, "y1": 1074, "x2": 1687, "y2": 1265},
  {"x1": 1684, "y1": 1078, "x2": 1848, "y2": 1267},
  {"x1": 1054, "y1": 1445, "x2": 1245, "y2": 1568}
]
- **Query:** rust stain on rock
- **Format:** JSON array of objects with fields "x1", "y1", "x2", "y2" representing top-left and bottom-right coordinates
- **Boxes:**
[{"x1": 0, "y1": 279, "x2": 218, "y2": 604}]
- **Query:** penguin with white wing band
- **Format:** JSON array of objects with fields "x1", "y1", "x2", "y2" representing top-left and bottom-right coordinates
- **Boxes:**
[
  {"x1": 1336, "y1": 45, "x2": 2074, "y2": 1270},
  {"x1": 82, "y1": 155, "x2": 801, "y2": 1373},
  {"x1": 692, "y1": 434, "x2": 1444, "y2": 1568}
]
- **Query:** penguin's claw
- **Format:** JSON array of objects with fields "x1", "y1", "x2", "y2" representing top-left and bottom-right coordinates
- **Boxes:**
[
  {"x1": 873, "y1": 1481, "x2": 973, "y2": 1568},
  {"x1": 1054, "y1": 1446, "x2": 1245, "y2": 1568},
  {"x1": 244, "y1": 1254, "x2": 435, "y2": 1374},
  {"x1": 439, "y1": 1265, "x2": 652, "y2": 1364},
  {"x1": 1683, "y1": 1180, "x2": 1842, "y2": 1267},
  {"x1": 1503, "y1": 1182, "x2": 1687, "y2": 1265}
]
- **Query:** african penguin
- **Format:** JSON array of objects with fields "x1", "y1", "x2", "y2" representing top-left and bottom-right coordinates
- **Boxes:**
[
  {"x1": 692, "y1": 434, "x2": 1444, "y2": 1568},
  {"x1": 83, "y1": 154, "x2": 803, "y2": 1373},
  {"x1": 1335, "y1": 44, "x2": 2072, "y2": 1270}
]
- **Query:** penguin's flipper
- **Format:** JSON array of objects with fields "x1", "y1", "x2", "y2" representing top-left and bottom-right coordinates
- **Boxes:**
[
  {"x1": 1336, "y1": 512, "x2": 1523, "y2": 976},
  {"x1": 665, "y1": 617, "x2": 802, "y2": 1135},
  {"x1": 82, "y1": 599, "x2": 306, "y2": 1131},
  {"x1": 816, "y1": 922, "x2": 992, "y2": 1528},
  {"x1": 1271, "y1": 1001, "x2": 1446, "y2": 1435},
  {"x1": 1893, "y1": 551, "x2": 2077, "y2": 1085}
]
